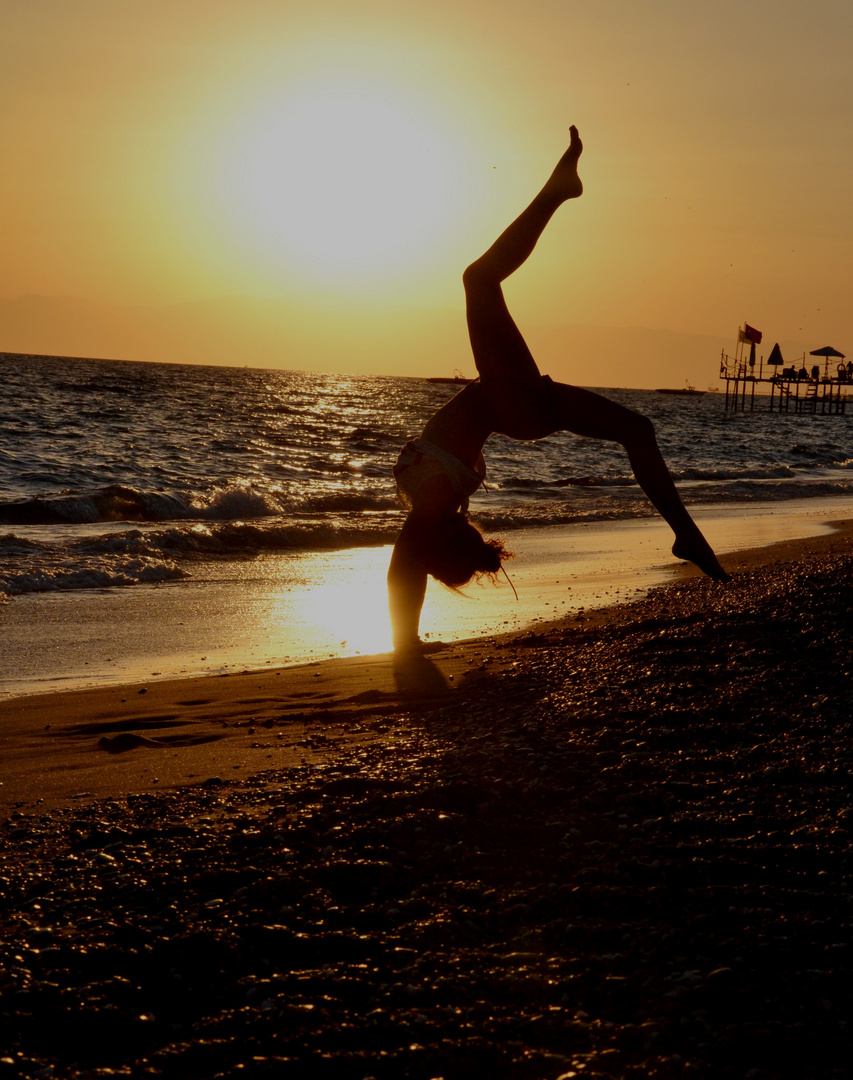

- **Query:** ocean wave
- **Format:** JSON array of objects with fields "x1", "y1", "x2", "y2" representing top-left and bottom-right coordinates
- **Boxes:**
[
  {"x1": 499, "y1": 461, "x2": 853, "y2": 491},
  {"x1": 551, "y1": 463, "x2": 847, "y2": 487},
  {"x1": 473, "y1": 478, "x2": 853, "y2": 530},
  {"x1": 551, "y1": 474, "x2": 636, "y2": 488},
  {"x1": 5, "y1": 474, "x2": 853, "y2": 563},
  {"x1": 4, "y1": 478, "x2": 853, "y2": 598},
  {"x1": 295, "y1": 492, "x2": 399, "y2": 514},
  {"x1": 0, "y1": 515, "x2": 402, "y2": 596},
  {"x1": 0, "y1": 485, "x2": 192, "y2": 525},
  {"x1": 677, "y1": 465, "x2": 796, "y2": 482},
  {"x1": 0, "y1": 481, "x2": 401, "y2": 528},
  {"x1": 474, "y1": 505, "x2": 654, "y2": 532},
  {"x1": 706, "y1": 478, "x2": 853, "y2": 500},
  {"x1": 192, "y1": 486, "x2": 286, "y2": 521},
  {"x1": 0, "y1": 532, "x2": 48, "y2": 554},
  {"x1": 0, "y1": 483, "x2": 297, "y2": 526},
  {"x1": 0, "y1": 556, "x2": 187, "y2": 597},
  {"x1": 74, "y1": 518, "x2": 400, "y2": 560}
]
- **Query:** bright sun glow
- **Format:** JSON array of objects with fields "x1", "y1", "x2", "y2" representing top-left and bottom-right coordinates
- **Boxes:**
[{"x1": 208, "y1": 76, "x2": 472, "y2": 284}]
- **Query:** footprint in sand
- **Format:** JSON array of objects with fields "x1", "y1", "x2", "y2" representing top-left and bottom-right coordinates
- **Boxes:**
[
  {"x1": 98, "y1": 733, "x2": 167, "y2": 753},
  {"x1": 98, "y1": 732, "x2": 224, "y2": 753}
]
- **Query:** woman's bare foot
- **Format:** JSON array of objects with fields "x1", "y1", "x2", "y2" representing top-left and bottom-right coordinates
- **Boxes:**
[
  {"x1": 672, "y1": 531, "x2": 730, "y2": 582},
  {"x1": 541, "y1": 125, "x2": 583, "y2": 202}
]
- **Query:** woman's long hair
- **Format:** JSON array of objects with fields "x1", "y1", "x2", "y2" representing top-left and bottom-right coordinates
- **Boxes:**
[{"x1": 421, "y1": 512, "x2": 513, "y2": 590}]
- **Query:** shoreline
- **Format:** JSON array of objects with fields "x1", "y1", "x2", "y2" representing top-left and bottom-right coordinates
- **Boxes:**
[{"x1": 3, "y1": 495, "x2": 852, "y2": 702}]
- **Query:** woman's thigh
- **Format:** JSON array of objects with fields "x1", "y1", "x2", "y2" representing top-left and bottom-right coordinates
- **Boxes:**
[
  {"x1": 486, "y1": 380, "x2": 653, "y2": 445},
  {"x1": 463, "y1": 270, "x2": 650, "y2": 445},
  {"x1": 548, "y1": 382, "x2": 651, "y2": 443},
  {"x1": 479, "y1": 377, "x2": 560, "y2": 441},
  {"x1": 464, "y1": 275, "x2": 541, "y2": 388}
]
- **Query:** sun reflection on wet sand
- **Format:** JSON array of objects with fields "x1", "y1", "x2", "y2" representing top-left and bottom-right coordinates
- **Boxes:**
[
  {"x1": 263, "y1": 505, "x2": 839, "y2": 656},
  {"x1": 0, "y1": 502, "x2": 842, "y2": 698},
  {"x1": 272, "y1": 549, "x2": 394, "y2": 657}
]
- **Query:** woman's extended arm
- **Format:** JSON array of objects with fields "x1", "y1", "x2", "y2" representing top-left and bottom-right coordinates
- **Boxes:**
[{"x1": 387, "y1": 515, "x2": 429, "y2": 650}]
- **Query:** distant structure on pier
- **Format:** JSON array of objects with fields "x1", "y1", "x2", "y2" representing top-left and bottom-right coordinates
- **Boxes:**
[{"x1": 720, "y1": 323, "x2": 849, "y2": 414}]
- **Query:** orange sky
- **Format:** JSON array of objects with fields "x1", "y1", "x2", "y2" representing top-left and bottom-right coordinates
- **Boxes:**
[{"x1": 2, "y1": 0, "x2": 852, "y2": 387}]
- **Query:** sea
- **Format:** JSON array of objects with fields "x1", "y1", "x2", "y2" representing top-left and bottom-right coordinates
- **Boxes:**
[{"x1": 3, "y1": 350, "x2": 853, "y2": 604}]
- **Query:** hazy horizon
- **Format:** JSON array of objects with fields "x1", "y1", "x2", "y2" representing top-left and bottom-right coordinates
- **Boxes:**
[{"x1": 1, "y1": 292, "x2": 827, "y2": 391}]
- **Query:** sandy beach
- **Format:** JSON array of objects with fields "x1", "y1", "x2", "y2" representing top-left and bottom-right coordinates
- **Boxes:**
[{"x1": 1, "y1": 523, "x2": 852, "y2": 1077}]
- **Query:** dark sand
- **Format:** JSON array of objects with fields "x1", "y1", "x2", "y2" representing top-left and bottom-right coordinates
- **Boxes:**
[{"x1": 1, "y1": 527, "x2": 851, "y2": 1078}]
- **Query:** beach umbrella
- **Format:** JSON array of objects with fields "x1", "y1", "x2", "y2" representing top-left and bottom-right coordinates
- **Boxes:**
[
  {"x1": 810, "y1": 345, "x2": 846, "y2": 379},
  {"x1": 767, "y1": 343, "x2": 784, "y2": 365}
]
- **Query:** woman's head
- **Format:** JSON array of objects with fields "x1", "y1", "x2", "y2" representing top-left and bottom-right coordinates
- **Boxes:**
[{"x1": 422, "y1": 513, "x2": 513, "y2": 590}]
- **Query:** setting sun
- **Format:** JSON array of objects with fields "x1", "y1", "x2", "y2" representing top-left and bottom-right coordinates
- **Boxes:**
[{"x1": 204, "y1": 76, "x2": 473, "y2": 284}]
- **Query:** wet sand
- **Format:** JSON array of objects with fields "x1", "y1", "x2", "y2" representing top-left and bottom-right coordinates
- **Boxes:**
[
  {"x1": 3, "y1": 497, "x2": 849, "y2": 700},
  {"x1": 1, "y1": 524, "x2": 851, "y2": 1077}
]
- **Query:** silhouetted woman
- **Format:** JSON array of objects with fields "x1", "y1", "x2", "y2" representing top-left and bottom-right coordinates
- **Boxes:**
[{"x1": 388, "y1": 126, "x2": 727, "y2": 651}]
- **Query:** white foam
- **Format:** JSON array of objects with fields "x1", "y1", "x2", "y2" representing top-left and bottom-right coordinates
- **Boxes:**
[{"x1": 1, "y1": 556, "x2": 186, "y2": 596}]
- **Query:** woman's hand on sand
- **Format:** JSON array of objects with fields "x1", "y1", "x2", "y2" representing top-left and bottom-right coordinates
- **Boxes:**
[{"x1": 393, "y1": 636, "x2": 447, "y2": 657}]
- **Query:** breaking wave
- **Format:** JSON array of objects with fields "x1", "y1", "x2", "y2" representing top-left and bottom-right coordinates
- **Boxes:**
[
  {"x1": 0, "y1": 483, "x2": 400, "y2": 527},
  {"x1": 1, "y1": 553, "x2": 187, "y2": 597}
]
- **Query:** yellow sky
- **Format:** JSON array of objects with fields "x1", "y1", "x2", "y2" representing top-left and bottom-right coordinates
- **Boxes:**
[{"x1": 2, "y1": 0, "x2": 852, "y2": 386}]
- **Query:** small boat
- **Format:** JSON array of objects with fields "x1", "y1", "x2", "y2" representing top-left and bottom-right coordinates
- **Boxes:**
[
  {"x1": 655, "y1": 384, "x2": 706, "y2": 396},
  {"x1": 426, "y1": 369, "x2": 473, "y2": 385}
]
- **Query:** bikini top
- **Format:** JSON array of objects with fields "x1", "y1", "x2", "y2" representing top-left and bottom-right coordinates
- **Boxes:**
[{"x1": 393, "y1": 437, "x2": 486, "y2": 512}]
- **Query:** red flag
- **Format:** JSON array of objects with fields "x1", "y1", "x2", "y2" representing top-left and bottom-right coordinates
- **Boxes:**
[{"x1": 743, "y1": 323, "x2": 763, "y2": 345}]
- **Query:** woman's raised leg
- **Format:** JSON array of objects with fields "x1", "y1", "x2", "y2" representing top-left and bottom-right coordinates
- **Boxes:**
[
  {"x1": 463, "y1": 127, "x2": 584, "y2": 392},
  {"x1": 468, "y1": 126, "x2": 583, "y2": 287},
  {"x1": 550, "y1": 383, "x2": 729, "y2": 580}
]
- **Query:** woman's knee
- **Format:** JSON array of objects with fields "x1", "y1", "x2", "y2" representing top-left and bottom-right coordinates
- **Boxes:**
[
  {"x1": 462, "y1": 259, "x2": 498, "y2": 292},
  {"x1": 462, "y1": 263, "x2": 481, "y2": 293},
  {"x1": 620, "y1": 409, "x2": 656, "y2": 447}
]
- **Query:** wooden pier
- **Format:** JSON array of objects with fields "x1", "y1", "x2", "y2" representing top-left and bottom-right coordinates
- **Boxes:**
[{"x1": 720, "y1": 350, "x2": 850, "y2": 415}]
